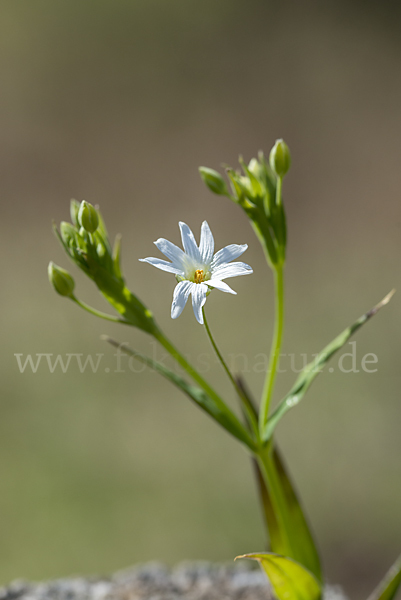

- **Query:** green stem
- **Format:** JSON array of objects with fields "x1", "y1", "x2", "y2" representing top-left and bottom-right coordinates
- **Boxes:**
[
  {"x1": 276, "y1": 176, "x2": 283, "y2": 207},
  {"x1": 71, "y1": 296, "x2": 129, "y2": 324},
  {"x1": 259, "y1": 263, "x2": 285, "y2": 434},
  {"x1": 202, "y1": 308, "x2": 260, "y2": 440}
]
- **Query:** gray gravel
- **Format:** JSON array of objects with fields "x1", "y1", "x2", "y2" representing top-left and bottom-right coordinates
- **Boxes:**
[{"x1": 0, "y1": 563, "x2": 347, "y2": 600}]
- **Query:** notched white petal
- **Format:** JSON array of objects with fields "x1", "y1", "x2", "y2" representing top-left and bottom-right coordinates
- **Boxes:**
[
  {"x1": 154, "y1": 238, "x2": 186, "y2": 267},
  {"x1": 211, "y1": 262, "x2": 253, "y2": 280},
  {"x1": 207, "y1": 279, "x2": 237, "y2": 294},
  {"x1": 199, "y1": 221, "x2": 214, "y2": 264},
  {"x1": 139, "y1": 257, "x2": 184, "y2": 275},
  {"x1": 171, "y1": 281, "x2": 193, "y2": 319},
  {"x1": 211, "y1": 244, "x2": 248, "y2": 268},
  {"x1": 179, "y1": 222, "x2": 202, "y2": 262},
  {"x1": 191, "y1": 283, "x2": 208, "y2": 324}
]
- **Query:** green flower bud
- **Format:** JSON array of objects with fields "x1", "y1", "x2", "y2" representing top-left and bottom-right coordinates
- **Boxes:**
[
  {"x1": 199, "y1": 167, "x2": 229, "y2": 196},
  {"x1": 269, "y1": 139, "x2": 291, "y2": 178},
  {"x1": 78, "y1": 201, "x2": 99, "y2": 233},
  {"x1": 48, "y1": 262, "x2": 75, "y2": 297}
]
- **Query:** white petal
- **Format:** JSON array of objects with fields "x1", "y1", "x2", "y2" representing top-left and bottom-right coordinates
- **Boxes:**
[
  {"x1": 171, "y1": 281, "x2": 194, "y2": 319},
  {"x1": 179, "y1": 222, "x2": 202, "y2": 262},
  {"x1": 211, "y1": 244, "x2": 248, "y2": 268},
  {"x1": 191, "y1": 283, "x2": 208, "y2": 324},
  {"x1": 139, "y1": 257, "x2": 184, "y2": 275},
  {"x1": 207, "y1": 279, "x2": 237, "y2": 294},
  {"x1": 154, "y1": 238, "x2": 186, "y2": 268},
  {"x1": 211, "y1": 262, "x2": 253, "y2": 280},
  {"x1": 199, "y1": 221, "x2": 214, "y2": 264}
]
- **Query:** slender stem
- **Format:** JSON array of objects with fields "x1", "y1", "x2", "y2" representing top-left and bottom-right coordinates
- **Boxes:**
[
  {"x1": 203, "y1": 308, "x2": 240, "y2": 395},
  {"x1": 259, "y1": 263, "x2": 285, "y2": 434},
  {"x1": 276, "y1": 176, "x2": 283, "y2": 206},
  {"x1": 71, "y1": 296, "x2": 129, "y2": 324},
  {"x1": 203, "y1": 308, "x2": 260, "y2": 439}
]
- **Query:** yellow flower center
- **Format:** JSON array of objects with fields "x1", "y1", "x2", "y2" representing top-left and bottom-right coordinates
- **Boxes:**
[{"x1": 194, "y1": 269, "x2": 204, "y2": 284}]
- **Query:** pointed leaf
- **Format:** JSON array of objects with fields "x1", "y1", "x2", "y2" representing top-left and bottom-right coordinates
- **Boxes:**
[
  {"x1": 367, "y1": 555, "x2": 401, "y2": 600},
  {"x1": 103, "y1": 338, "x2": 257, "y2": 452},
  {"x1": 234, "y1": 377, "x2": 320, "y2": 578},
  {"x1": 236, "y1": 552, "x2": 322, "y2": 600},
  {"x1": 269, "y1": 447, "x2": 322, "y2": 582},
  {"x1": 263, "y1": 291, "x2": 395, "y2": 442}
]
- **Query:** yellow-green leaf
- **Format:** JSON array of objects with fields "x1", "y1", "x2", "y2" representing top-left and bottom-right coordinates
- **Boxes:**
[
  {"x1": 270, "y1": 447, "x2": 322, "y2": 582},
  {"x1": 236, "y1": 552, "x2": 322, "y2": 600}
]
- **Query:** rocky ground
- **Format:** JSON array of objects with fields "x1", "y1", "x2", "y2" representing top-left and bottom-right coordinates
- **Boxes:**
[{"x1": 0, "y1": 563, "x2": 347, "y2": 600}]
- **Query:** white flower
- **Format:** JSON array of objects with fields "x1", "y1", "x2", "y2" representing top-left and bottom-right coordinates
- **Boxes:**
[{"x1": 139, "y1": 221, "x2": 253, "y2": 324}]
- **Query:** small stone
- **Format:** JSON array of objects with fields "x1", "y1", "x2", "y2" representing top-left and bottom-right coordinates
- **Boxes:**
[{"x1": 1, "y1": 563, "x2": 348, "y2": 600}]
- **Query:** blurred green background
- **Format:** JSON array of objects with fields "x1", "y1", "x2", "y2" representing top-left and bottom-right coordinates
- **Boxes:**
[{"x1": 0, "y1": 1, "x2": 400, "y2": 598}]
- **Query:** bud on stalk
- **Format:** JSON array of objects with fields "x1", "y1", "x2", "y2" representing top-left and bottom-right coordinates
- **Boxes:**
[
  {"x1": 199, "y1": 167, "x2": 229, "y2": 196},
  {"x1": 269, "y1": 139, "x2": 291, "y2": 178},
  {"x1": 48, "y1": 262, "x2": 75, "y2": 297}
]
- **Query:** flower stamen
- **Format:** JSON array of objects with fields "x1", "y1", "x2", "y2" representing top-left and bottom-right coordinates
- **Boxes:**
[{"x1": 194, "y1": 269, "x2": 204, "y2": 284}]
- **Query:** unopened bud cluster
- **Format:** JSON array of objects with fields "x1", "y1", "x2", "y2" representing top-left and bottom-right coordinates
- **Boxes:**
[
  {"x1": 52, "y1": 199, "x2": 119, "y2": 282},
  {"x1": 199, "y1": 139, "x2": 291, "y2": 267},
  {"x1": 49, "y1": 199, "x2": 157, "y2": 334}
]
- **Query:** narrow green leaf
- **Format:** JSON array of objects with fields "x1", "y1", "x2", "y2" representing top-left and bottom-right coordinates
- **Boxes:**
[
  {"x1": 103, "y1": 338, "x2": 257, "y2": 452},
  {"x1": 263, "y1": 291, "x2": 395, "y2": 442},
  {"x1": 367, "y1": 556, "x2": 401, "y2": 600},
  {"x1": 236, "y1": 552, "x2": 322, "y2": 600},
  {"x1": 269, "y1": 447, "x2": 322, "y2": 582},
  {"x1": 235, "y1": 377, "x2": 321, "y2": 582}
]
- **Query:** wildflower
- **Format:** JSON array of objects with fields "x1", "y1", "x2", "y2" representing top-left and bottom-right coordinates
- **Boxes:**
[{"x1": 140, "y1": 221, "x2": 252, "y2": 324}]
